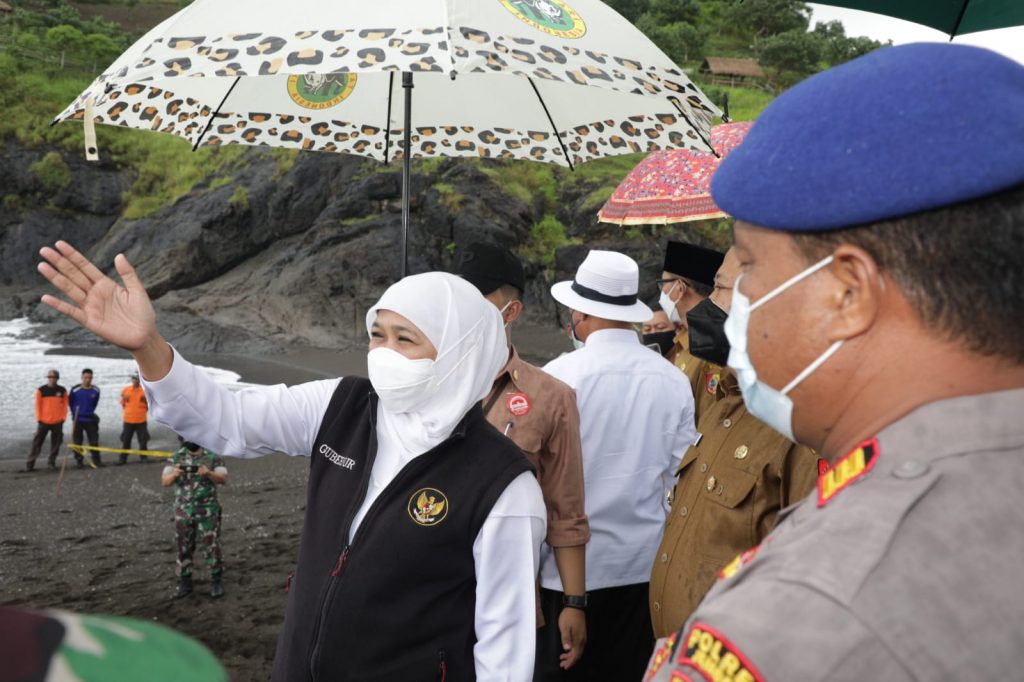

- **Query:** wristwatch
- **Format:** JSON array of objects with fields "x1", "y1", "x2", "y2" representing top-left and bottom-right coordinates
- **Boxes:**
[{"x1": 562, "y1": 593, "x2": 588, "y2": 611}]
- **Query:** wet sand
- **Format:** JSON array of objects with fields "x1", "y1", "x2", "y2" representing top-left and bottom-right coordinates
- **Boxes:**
[{"x1": 0, "y1": 323, "x2": 572, "y2": 680}]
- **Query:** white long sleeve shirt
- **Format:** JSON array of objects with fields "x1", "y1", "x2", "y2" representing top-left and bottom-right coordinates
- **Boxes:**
[
  {"x1": 142, "y1": 347, "x2": 545, "y2": 681},
  {"x1": 542, "y1": 328, "x2": 696, "y2": 591}
]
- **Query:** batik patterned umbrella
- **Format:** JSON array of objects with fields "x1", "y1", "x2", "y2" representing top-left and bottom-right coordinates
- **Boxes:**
[
  {"x1": 53, "y1": 0, "x2": 720, "y2": 273},
  {"x1": 597, "y1": 121, "x2": 751, "y2": 225}
]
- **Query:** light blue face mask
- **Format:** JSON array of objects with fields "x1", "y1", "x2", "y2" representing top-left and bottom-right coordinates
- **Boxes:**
[{"x1": 724, "y1": 256, "x2": 844, "y2": 442}]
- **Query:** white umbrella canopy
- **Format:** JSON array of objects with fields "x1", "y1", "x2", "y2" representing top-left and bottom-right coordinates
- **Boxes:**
[{"x1": 54, "y1": 0, "x2": 720, "y2": 165}]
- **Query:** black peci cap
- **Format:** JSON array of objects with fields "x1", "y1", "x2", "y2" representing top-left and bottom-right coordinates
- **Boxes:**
[
  {"x1": 454, "y1": 242, "x2": 526, "y2": 296},
  {"x1": 663, "y1": 241, "x2": 725, "y2": 287}
]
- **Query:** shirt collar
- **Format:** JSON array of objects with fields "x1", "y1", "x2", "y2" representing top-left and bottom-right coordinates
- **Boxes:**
[
  {"x1": 496, "y1": 345, "x2": 527, "y2": 392},
  {"x1": 585, "y1": 328, "x2": 640, "y2": 347}
]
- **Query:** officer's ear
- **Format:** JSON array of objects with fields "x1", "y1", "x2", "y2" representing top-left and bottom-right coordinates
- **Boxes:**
[
  {"x1": 504, "y1": 299, "x2": 524, "y2": 325},
  {"x1": 824, "y1": 243, "x2": 882, "y2": 343}
]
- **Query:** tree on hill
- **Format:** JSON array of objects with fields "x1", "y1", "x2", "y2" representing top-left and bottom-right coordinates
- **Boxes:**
[
  {"x1": 45, "y1": 23, "x2": 83, "y2": 68},
  {"x1": 727, "y1": 0, "x2": 811, "y2": 41}
]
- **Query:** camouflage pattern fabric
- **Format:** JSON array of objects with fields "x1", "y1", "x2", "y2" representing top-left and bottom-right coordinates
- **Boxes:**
[{"x1": 169, "y1": 448, "x2": 225, "y2": 579}]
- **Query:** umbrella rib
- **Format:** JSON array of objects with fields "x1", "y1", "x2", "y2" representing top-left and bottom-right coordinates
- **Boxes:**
[
  {"x1": 192, "y1": 76, "x2": 240, "y2": 151},
  {"x1": 669, "y1": 97, "x2": 719, "y2": 158},
  {"x1": 949, "y1": 0, "x2": 971, "y2": 39},
  {"x1": 384, "y1": 71, "x2": 395, "y2": 164},
  {"x1": 527, "y1": 77, "x2": 574, "y2": 171}
]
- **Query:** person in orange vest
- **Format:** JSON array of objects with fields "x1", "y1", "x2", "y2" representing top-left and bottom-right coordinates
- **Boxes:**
[
  {"x1": 25, "y1": 368, "x2": 68, "y2": 472},
  {"x1": 119, "y1": 371, "x2": 150, "y2": 464}
]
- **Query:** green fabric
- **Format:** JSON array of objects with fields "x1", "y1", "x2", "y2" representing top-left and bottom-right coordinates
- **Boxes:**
[
  {"x1": 812, "y1": 0, "x2": 1024, "y2": 36},
  {"x1": 53, "y1": 611, "x2": 227, "y2": 681},
  {"x1": 170, "y1": 448, "x2": 224, "y2": 510}
]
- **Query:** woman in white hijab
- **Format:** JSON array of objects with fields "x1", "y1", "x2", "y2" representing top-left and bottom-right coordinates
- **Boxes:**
[{"x1": 37, "y1": 242, "x2": 547, "y2": 681}]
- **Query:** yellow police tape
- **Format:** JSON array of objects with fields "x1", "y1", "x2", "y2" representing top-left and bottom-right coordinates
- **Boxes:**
[{"x1": 67, "y1": 444, "x2": 175, "y2": 459}]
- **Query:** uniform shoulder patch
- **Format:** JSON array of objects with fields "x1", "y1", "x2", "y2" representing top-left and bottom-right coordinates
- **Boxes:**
[
  {"x1": 817, "y1": 438, "x2": 879, "y2": 507},
  {"x1": 678, "y1": 622, "x2": 764, "y2": 682},
  {"x1": 718, "y1": 544, "x2": 760, "y2": 582}
]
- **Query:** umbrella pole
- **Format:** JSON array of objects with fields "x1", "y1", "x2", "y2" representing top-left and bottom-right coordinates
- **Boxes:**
[{"x1": 401, "y1": 71, "x2": 414, "y2": 278}]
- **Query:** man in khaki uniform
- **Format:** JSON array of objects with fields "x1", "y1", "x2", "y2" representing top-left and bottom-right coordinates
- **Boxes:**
[
  {"x1": 645, "y1": 43, "x2": 1024, "y2": 682},
  {"x1": 456, "y1": 243, "x2": 591, "y2": 676},
  {"x1": 649, "y1": 248, "x2": 819, "y2": 637}
]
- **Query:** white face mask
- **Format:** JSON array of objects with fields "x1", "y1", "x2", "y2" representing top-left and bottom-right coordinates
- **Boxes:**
[
  {"x1": 366, "y1": 347, "x2": 438, "y2": 414},
  {"x1": 499, "y1": 300, "x2": 513, "y2": 330},
  {"x1": 659, "y1": 281, "x2": 683, "y2": 325},
  {"x1": 724, "y1": 255, "x2": 844, "y2": 442}
]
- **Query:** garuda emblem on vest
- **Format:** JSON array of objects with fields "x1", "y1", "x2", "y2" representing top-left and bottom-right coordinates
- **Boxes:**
[{"x1": 408, "y1": 488, "x2": 449, "y2": 526}]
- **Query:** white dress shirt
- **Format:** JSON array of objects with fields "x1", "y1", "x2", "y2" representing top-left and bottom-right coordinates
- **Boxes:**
[
  {"x1": 542, "y1": 328, "x2": 696, "y2": 591},
  {"x1": 142, "y1": 347, "x2": 545, "y2": 681}
]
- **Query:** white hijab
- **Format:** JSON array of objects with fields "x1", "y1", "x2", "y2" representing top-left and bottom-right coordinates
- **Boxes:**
[{"x1": 365, "y1": 272, "x2": 508, "y2": 455}]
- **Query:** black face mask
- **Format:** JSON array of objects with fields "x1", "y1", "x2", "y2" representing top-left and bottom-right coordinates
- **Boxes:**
[
  {"x1": 643, "y1": 330, "x2": 676, "y2": 357},
  {"x1": 686, "y1": 298, "x2": 730, "y2": 366}
]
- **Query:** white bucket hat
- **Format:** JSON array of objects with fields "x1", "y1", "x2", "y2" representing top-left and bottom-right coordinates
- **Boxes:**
[{"x1": 551, "y1": 250, "x2": 653, "y2": 323}]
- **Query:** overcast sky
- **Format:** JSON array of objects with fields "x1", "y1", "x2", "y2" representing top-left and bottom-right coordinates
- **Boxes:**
[{"x1": 807, "y1": 3, "x2": 1024, "y2": 65}]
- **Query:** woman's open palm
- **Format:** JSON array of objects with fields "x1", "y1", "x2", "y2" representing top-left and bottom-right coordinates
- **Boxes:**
[{"x1": 38, "y1": 241, "x2": 158, "y2": 352}]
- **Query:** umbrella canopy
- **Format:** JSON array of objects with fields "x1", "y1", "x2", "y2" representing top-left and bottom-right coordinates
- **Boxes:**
[
  {"x1": 598, "y1": 121, "x2": 751, "y2": 225},
  {"x1": 811, "y1": 0, "x2": 1024, "y2": 38},
  {"x1": 54, "y1": 0, "x2": 719, "y2": 167}
]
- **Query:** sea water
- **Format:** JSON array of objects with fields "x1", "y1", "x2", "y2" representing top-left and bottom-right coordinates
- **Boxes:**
[{"x1": 0, "y1": 318, "x2": 247, "y2": 458}]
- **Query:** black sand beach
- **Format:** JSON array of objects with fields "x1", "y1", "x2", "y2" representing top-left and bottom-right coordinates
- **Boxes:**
[{"x1": 0, "y1": 324, "x2": 570, "y2": 680}]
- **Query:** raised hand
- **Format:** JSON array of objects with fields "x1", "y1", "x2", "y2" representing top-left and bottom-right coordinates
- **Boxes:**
[{"x1": 38, "y1": 241, "x2": 173, "y2": 380}]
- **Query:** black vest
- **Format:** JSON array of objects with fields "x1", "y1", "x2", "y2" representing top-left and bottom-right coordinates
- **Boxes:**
[{"x1": 271, "y1": 378, "x2": 533, "y2": 682}]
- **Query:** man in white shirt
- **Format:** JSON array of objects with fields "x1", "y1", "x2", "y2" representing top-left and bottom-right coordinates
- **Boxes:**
[{"x1": 543, "y1": 250, "x2": 696, "y2": 681}]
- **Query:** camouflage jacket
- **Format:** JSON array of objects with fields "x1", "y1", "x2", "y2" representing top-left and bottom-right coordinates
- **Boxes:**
[{"x1": 169, "y1": 448, "x2": 225, "y2": 508}]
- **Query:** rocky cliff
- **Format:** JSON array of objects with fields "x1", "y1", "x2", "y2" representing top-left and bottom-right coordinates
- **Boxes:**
[{"x1": 0, "y1": 140, "x2": 727, "y2": 353}]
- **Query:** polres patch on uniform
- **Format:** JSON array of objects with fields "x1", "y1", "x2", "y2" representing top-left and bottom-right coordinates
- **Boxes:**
[
  {"x1": 678, "y1": 623, "x2": 764, "y2": 682},
  {"x1": 408, "y1": 488, "x2": 449, "y2": 526},
  {"x1": 817, "y1": 438, "x2": 879, "y2": 507},
  {"x1": 507, "y1": 392, "x2": 531, "y2": 416}
]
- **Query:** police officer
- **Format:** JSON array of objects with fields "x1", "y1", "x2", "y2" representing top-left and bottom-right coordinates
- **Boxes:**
[
  {"x1": 648, "y1": 247, "x2": 819, "y2": 638},
  {"x1": 162, "y1": 441, "x2": 228, "y2": 599},
  {"x1": 645, "y1": 43, "x2": 1024, "y2": 681}
]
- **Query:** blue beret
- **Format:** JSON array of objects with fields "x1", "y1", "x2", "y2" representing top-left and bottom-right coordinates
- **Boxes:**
[{"x1": 711, "y1": 43, "x2": 1024, "y2": 231}]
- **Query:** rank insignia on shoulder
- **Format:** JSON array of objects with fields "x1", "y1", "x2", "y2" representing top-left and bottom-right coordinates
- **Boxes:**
[
  {"x1": 718, "y1": 545, "x2": 760, "y2": 582},
  {"x1": 817, "y1": 438, "x2": 879, "y2": 507},
  {"x1": 678, "y1": 623, "x2": 763, "y2": 682}
]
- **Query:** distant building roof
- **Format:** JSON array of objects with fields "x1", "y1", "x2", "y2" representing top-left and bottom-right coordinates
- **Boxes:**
[
  {"x1": 0, "y1": 1, "x2": 14, "y2": 13},
  {"x1": 701, "y1": 57, "x2": 766, "y2": 79}
]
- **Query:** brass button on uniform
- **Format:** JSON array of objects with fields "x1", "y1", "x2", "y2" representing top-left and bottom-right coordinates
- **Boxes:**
[
  {"x1": 678, "y1": 505, "x2": 688, "y2": 517},
  {"x1": 661, "y1": 553, "x2": 669, "y2": 563},
  {"x1": 700, "y1": 462, "x2": 708, "y2": 473},
  {"x1": 716, "y1": 484, "x2": 724, "y2": 496},
  {"x1": 706, "y1": 475, "x2": 716, "y2": 491},
  {"x1": 723, "y1": 418, "x2": 732, "y2": 428},
  {"x1": 734, "y1": 445, "x2": 749, "y2": 460},
  {"x1": 512, "y1": 369, "x2": 520, "y2": 383},
  {"x1": 653, "y1": 601, "x2": 662, "y2": 613}
]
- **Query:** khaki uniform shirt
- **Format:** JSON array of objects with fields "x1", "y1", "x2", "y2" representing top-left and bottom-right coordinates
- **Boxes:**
[
  {"x1": 649, "y1": 370, "x2": 819, "y2": 638},
  {"x1": 645, "y1": 388, "x2": 1024, "y2": 682},
  {"x1": 483, "y1": 347, "x2": 590, "y2": 549}
]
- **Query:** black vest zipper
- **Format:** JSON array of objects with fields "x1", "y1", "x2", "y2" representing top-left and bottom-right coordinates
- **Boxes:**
[{"x1": 306, "y1": 404, "x2": 471, "y2": 681}]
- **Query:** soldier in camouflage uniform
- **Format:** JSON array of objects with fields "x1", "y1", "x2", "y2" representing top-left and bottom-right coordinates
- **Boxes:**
[{"x1": 161, "y1": 441, "x2": 228, "y2": 599}]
